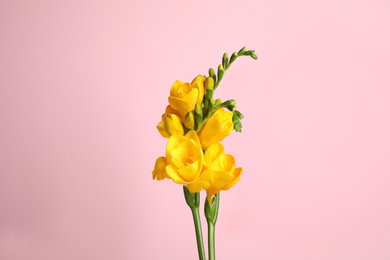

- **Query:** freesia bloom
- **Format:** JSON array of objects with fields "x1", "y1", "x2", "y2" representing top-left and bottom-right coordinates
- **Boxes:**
[
  {"x1": 153, "y1": 130, "x2": 213, "y2": 192},
  {"x1": 168, "y1": 75, "x2": 205, "y2": 119},
  {"x1": 201, "y1": 143, "x2": 242, "y2": 202},
  {"x1": 198, "y1": 108, "x2": 234, "y2": 149}
]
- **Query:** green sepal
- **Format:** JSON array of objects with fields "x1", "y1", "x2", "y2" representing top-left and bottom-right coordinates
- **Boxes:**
[
  {"x1": 183, "y1": 185, "x2": 200, "y2": 208},
  {"x1": 204, "y1": 193, "x2": 220, "y2": 225}
]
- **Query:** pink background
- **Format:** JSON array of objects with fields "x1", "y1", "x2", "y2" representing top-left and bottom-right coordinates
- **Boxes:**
[{"x1": 1, "y1": 0, "x2": 390, "y2": 259}]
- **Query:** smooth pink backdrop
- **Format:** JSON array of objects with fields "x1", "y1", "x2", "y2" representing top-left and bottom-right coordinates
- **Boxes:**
[{"x1": 1, "y1": 0, "x2": 390, "y2": 259}]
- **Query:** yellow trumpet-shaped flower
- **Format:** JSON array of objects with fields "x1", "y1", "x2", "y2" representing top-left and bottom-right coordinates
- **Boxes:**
[
  {"x1": 165, "y1": 114, "x2": 184, "y2": 136},
  {"x1": 201, "y1": 143, "x2": 243, "y2": 202},
  {"x1": 164, "y1": 130, "x2": 213, "y2": 193},
  {"x1": 198, "y1": 108, "x2": 234, "y2": 149},
  {"x1": 168, "y1": 75, "x2": 205, "y2": 119}
]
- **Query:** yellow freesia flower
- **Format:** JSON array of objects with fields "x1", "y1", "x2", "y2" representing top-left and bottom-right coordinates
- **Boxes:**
[
  {"x1": 164, "y1": 130, "x2": 213, "y2": 193},
  {"x1": 198, "y1": 108, "x2": 234, "y2": 149},
  {"x1": 168, "y1": 75, "x2": 205, "y2": 119},
  {"x1": 201, "y1": 143, "x2": 243, "y2": 202}
]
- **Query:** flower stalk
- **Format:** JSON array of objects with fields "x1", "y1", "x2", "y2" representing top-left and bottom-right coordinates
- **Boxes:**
[
  {"x1": 183, "y1": 186, "x2": 206, "y2": 260},
  {"x1": 205, "y1": 193, "x2": 220, "y2": 260}
]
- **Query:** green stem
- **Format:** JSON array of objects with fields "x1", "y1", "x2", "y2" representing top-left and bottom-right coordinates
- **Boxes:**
[
  {"x1": 205, "y1": 193, "x2": 220, "y2": 260},
  {"x1": 191, "y1": 208, "x2": 206, "y2": 260},
  {"x1": 183, "y1": 186, "x2": 206, "y2": 260},
  {"x1": 208, "y1": 221, "x2": 216, "y2": 260}
]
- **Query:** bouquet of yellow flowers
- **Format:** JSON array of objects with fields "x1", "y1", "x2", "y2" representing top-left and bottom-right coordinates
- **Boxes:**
[{"x1": 152, "y1": 47, "x2": 257, "y2": 260}]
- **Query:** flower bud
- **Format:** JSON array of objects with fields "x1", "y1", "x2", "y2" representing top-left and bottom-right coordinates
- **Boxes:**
[
  {"x1": 206, "y1": 88, "x2": 214, "y2": 100},
  {"x1": 238, "y1": 46, "x2": 247, "y2": 55},
  {"x1": 214, "y1": 99, "x2": 222, "y2": 107},
  {"x1": 222, "y1": 52, "x2": 228, "y2": 68},
  {"x1": 194, "y1": 103, "x2": 203, "y2": 127},
  {"x1": 165, "y1": 114, "x2": 184, "y2": 136},
  {"x1": 217, "y1": 64, "x2": 224, "y2": 82},
  {"x1": 209, "y1": 68, "x2": 216, "y2": 83},
  {"x1": 205, "y1": 77, "x2": 214, "y2": 90},
  {"x1": 230, "y1": 52, "x2": 238, "y2": 63},
  {"x1": 184, "y1": 111, "x2": 195, "y2": 129},
  {"x1": 221, "y1": 99, "x2": 236, "y2": 107},
  {"x1": 234, "y1": 110, "x2": 244, "y2": 119}
]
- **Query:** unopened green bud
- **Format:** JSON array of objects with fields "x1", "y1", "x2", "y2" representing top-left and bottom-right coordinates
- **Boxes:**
[
  {"x1": 227, "y1": 105, "x2": 236, "y2": 112},
  {"x1": 215, "y1": 99, "x2": 222, "y2": 107},
  {"x1": 232, "y1": 113, "x2": 240, "y2": 123},
  {"x1": 194, "y1": 105, "x2": 203, "y2": 128},
  {"x1": 221, "y1": 99, "x2": 236, "y2": 107},
  {"x1": 234, "y1": 120, "x2": 242, "y2": 132},
  {"x1": 235, "y1": 110, "x2": 244, "y2": 119},
  {"x1": 205, "y1": 77, "x2": 214, "y2": 90},
  {"x1": 250, "y1": 53, "x2": 258, "y2": 60},
  {"x1": 217, "y1": 64, "x2": 224, "y2": 82},
  {"x1": 238, "y1": 46, "x2": 247, "y2": 55},
  {"x1": 209, "y1": 68, "x2": 216, "y2": 82},
  {"x1": 222, "y1": 52, "x2": 228, "y2": 68},
  {"x1": 230, "y1": 52, "x2": 238, "y2": 63},
  {"x1": 206, "y1": 88, "x2": 214, "y2": 99},
  {"x1": 184, "y1": 111, "x2": 195, "y2": 129},
  {"x1": 210, "y1": 98, "x2": 215, "y2": 105},
  {"x1": 195, "y1": 103, "x2": 202, "y2": 115},
  {"x1": 243, "y1": 50, "x2": 254, "y2": 56}
]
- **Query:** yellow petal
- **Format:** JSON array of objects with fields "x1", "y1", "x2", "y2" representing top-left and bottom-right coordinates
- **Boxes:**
[
  {"x1": 198, "y1": 108, "x2": 233, "y2": 148},
  {"x1": 170, "y1": 80, "x2": 184, "y2": 97},
  {"x1": 165, "y1": 164, "x2": 187, "y2": 184},
  {"x1": 191, "y1": 75, "x2": 206, "y2": 103},
  {"x1": 165, "y1": 114, "x2": 184, "y2": 136},
  {"x1": 222, "y1": 167, "x2": 243, "y2": 190},
  {"x1": 188, "y1": 169, "x2": 214, "y2": 193},
  {"x1": 178, "y1": 161, "x2": 199, "y2": 182},
  {"x1": 157, "y1": 121, "x2": 169, "y2": 138},
  {"x1": 152, "y1": 157, "x2": 167, "y2": 180}
]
